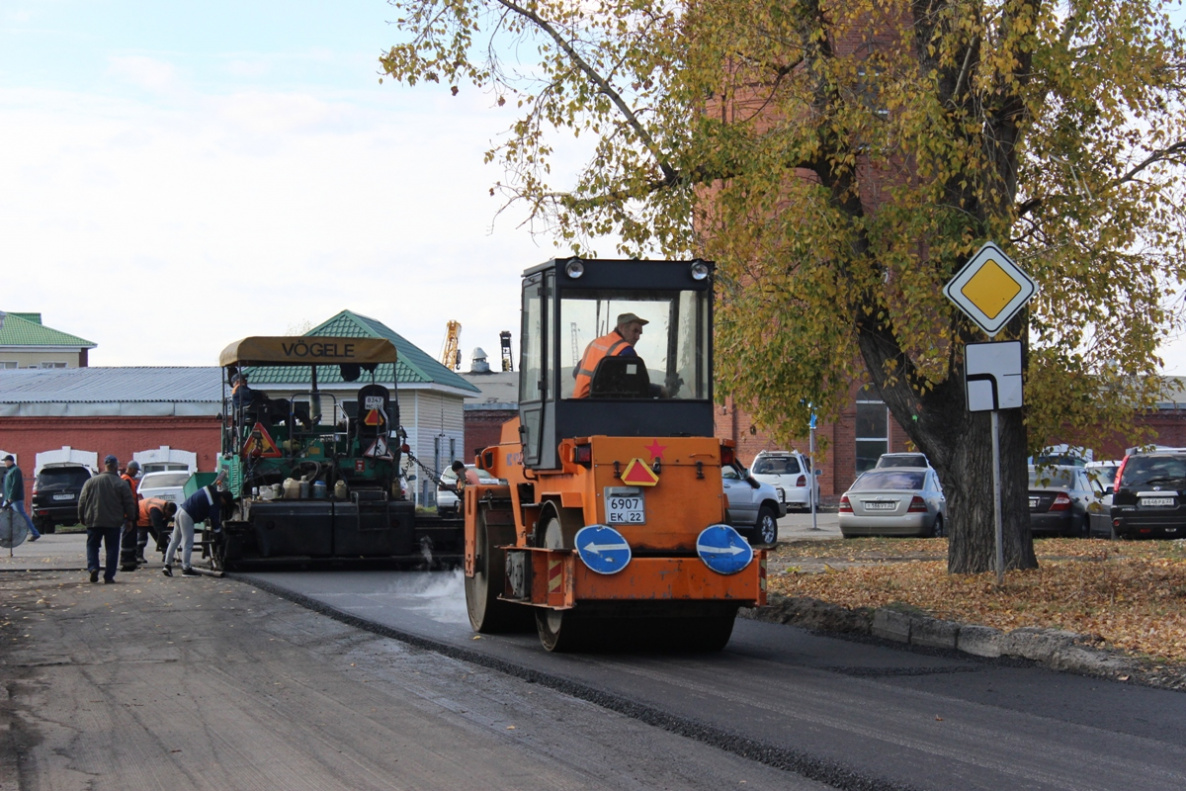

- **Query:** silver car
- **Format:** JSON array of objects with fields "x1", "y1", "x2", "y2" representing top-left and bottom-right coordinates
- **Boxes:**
[
  {"x1": 839, "y1": 467, "x2": 947, "y2": 538},
  {"x1": 135, "y1": 470, "x2": 191, "y2": 504},
  {"x1": 722, "y1": 464, "x2": 786, "y2": 546},
  {"x1": 436, "y1": 464, "x2": 500, "y2": 514}
]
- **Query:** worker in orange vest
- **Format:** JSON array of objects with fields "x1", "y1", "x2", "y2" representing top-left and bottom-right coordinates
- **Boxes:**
[
  {"x1": 117, "y1": 461, "x2": 143, "y2": 571},
  {"x1": 572, "y1": 312, "x2": 648, "y2": 398},
  {"x1": 132, "y1": 497, "x2": 178, "y2": 567}
]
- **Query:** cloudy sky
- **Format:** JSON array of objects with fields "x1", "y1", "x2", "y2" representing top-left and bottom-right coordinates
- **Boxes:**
[
  {"x1": 0, "y1": 0, "x2": 572, "y2": 370},
  {"x1": 3, "y1": 1, "x2": 1185, "y2": 375}
]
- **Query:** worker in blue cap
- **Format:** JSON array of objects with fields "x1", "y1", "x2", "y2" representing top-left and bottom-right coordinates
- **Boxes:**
[{"x1": 78, "y1": 455, "x2": 138, "y2": 583}]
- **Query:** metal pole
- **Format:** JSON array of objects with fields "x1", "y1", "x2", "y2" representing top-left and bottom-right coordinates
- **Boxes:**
[
  {"x1": 809, "y1": 421, "x2": 819, "y2": 531},
  {"x1": 992, "y1": 409, "x2": 1004, "y2": 586}
]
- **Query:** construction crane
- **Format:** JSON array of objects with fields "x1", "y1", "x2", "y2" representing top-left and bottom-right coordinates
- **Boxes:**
[
  {"x1": 439, "y1": 320, "x2": 461, "y2": 371},
  {"x1": 499, "y1": 331, "x2": 513, "y2": 372}
]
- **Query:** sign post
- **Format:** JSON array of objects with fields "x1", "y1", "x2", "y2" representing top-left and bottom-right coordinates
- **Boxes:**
[
  {"x1": 809, "y1": 410, "x2": 820, "y2": 532},
  {"x1": 944, "y1": 243, "x2": 1035, "y2": 585}
]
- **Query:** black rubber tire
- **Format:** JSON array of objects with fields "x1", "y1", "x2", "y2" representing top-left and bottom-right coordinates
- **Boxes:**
[
  {"x1": 754, "y1": 505, "x2": 779, "y2": 546},
  {"x1": 536, "y1": 608, "x2": 598, "y2": 652},
  {"x1": 39, "y1": 520, "x2": 56, "y2": 535},
  {"x1": 930, "y1": 515, "x2": 944, "y2": 538},
  {"x1": 533, "y1": 512, "x2": 595, "y2": 651},
  {"x1": 656, "y1": 615, "x2": 736, "y2": 651}
]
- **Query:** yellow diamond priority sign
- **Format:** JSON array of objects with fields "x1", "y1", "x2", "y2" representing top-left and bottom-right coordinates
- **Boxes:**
[{"x1": 943, "y1": 242, "x2": 1036, "y2": 336}]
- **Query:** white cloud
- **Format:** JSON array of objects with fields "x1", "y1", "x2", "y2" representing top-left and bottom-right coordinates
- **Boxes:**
[
  {"x1": 0, "y1": 82, "x2": 560, "y2": 368},
  {"x1": 106, "y1": 55, "x2": 179, "y2": 93}
]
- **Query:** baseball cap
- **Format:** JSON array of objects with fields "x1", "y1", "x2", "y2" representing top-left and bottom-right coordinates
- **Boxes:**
[
  {"x1": 2, "y1": 454, "x2": 14, "y2": 462},
  {"x1": 104, "y1": 454, "x2": 118, "y2": 466},
  {"x1": 617, "y1": 312, "x2": 649, "y2": 326}
]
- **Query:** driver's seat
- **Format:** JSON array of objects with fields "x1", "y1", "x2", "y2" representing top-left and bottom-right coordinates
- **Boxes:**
[{"x1": 589, "y1": 356, "x2": 651, "y2": 398}]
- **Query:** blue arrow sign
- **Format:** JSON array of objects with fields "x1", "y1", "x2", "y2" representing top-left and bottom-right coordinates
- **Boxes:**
[
  {"x1": 575, "y1": 525, "x2": 632, "y2": 575},
  {"x1": 696, "y1": 524, "x2": 754, "y2": 575}
]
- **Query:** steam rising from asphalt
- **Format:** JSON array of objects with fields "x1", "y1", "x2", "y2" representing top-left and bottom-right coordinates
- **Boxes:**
[{"x1": 392, "y1": 569, "x2": 469, "y2": 625}]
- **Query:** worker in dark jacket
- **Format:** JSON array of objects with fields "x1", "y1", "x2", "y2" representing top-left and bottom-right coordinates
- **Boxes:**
[
  {"x1": 78, "y1": 455, "x2": 138, "y2": 584},
  {"x1": 163, "y1": 479, "x2": 231, "y2": 577},
  {"x1": 1, "y1": 455, "x2": 41, "y2": 542}
]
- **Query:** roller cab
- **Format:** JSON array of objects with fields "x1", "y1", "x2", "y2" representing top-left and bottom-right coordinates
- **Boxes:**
[{"x1": 464, "y1": 259, "x2": 766, "y2": 651}]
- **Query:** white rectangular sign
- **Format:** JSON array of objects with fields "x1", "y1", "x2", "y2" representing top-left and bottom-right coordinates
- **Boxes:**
[{"x1": 965, "y1": 341, "x2": 1023, "y2": 412}]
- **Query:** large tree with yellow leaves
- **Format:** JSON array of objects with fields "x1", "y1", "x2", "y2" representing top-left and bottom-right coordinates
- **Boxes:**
[{"x1": 381, "y1": 0, "x2": 1186, "y2": 573}]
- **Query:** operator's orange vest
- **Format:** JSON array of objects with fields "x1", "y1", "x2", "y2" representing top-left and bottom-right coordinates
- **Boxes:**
[
  {"x1": 138, "y1": 497, "x2": 171, "y2": 527},
  {"x1": 573, "y1": 330, "x2": 632, "y2": 398}
]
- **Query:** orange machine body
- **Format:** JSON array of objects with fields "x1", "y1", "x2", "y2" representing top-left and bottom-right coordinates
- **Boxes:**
[{"x1": 465, "y1": 418, "x2": 767, "y2": 611}]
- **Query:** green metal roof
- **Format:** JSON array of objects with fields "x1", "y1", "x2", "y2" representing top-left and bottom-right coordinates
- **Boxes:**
[
  {"x1": 241, "y1": 310, "x2": 479, "y2": 393},
  {"x1": 0, "y1": 311, "x2": 95, "y2": 348}
]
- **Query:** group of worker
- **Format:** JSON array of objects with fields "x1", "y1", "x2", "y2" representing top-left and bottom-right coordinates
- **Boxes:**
[{"x1": 42, "y1": 454, "x2": 230, "y2": 584}]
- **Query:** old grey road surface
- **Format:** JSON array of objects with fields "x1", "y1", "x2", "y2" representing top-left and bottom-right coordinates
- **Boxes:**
[
  {"x1": 4, "y1": 533, "x2": 1186, "y2": 791},
  {"x1": 1, "y1": 566, "x2": 819, "y2": 791}
]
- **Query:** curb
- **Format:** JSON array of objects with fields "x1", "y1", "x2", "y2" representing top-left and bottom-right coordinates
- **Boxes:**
[{"x1": 741, "y1": 594, "x2": 1184, "y2": 690}]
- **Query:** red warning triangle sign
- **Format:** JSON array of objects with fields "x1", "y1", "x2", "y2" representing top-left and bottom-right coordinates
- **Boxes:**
[
  {"x1": 620, "y1": 458, "x2": 660, "y2": 487},
  {"x1": 364, "y1": 408, "x2": 385, "y2": 427},
  {"x1": 242, "y1": 422, "x2": 282, "y2": 458},
  {"x1": 363, "y1": 436, "x2": 393, "y2": 460}
]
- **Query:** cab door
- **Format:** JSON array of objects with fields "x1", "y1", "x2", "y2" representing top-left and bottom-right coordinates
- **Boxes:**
[{"x1": 519, "y1": 274, "x2": 547, "y2": 468}]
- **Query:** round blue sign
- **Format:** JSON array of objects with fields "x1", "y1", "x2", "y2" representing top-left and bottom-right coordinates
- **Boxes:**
[
  {"x1": 575, "y1": 525, "x2": 632, "y2": 575},
  {"x1": 696, "y1": 524, "x2": 754, "y2": 575}
]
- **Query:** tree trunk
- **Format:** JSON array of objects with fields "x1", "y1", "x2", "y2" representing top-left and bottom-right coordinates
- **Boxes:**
[{"x1": 857, "y1": 334, "x2": 1038, "y2": 575}]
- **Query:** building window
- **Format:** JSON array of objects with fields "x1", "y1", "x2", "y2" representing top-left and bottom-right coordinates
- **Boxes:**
[
  {"x1": 39, "y1": 362, "x2": 66, "y2": 369},
  {"x1": 0, "y1": 362, "x2": 16, "y2": 369},
  {"x1": 855, "y1": 399, "x2": 888, "y2": 473}
]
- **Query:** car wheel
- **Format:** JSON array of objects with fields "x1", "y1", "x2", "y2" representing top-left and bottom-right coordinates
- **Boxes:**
[
  {"x1": 754, "y1": 505, "x2": 778, "y2": 546},
  {"x1": 930, "y1": 514, "x2": 944, "y2": 538}
]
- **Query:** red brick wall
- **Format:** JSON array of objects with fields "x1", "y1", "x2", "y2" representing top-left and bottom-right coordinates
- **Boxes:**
[
  {"x1": 464, "y1": 410, "x2": 516, "y2": 461},
  {"x1": 0, "y1": 416, "x2": 221, "y2": 502},
  {"x1": 716, "y1": 395, "x2": 841, "y2": 498}
]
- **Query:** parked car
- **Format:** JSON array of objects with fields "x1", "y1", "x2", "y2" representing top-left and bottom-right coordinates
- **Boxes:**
[
  {"x1": 749, "y1": 449, "x2": 820, "y2": 511},
  {"x1": 436, "y1": 464, "x2": 500, "y2": 515},
  {"x1": 722, "y1": 464, "x2": 786, "y2": 546},
  {"x1": 1031, "y1": 445, "x2": 1091, "y2": 468},
  {"x1": 839, "y1": 467, "x2": 947, "y2": 538},
  {"x1": 136, "y1": 470, "x2": 191, "y2": 504},
  {"x1": 874, "y1": 452, "x2": 930, "y2": 469},
  {"x1": 1027, "y1": 464, "x2": 1102, "y2": 537},
  {"x1": 1103, "y1": 449, "x2": 1186, "y2": 539},
  {"x1": 1085, "y1": 460, "x2": 1121, "y2": 496},
  {"x1": 30, "y1": 464, "x2": 93, "y2": 534}
]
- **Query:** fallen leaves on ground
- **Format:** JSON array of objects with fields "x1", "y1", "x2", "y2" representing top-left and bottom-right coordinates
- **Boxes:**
[{"x1": 767, "y1": 538, "x2": 1186, "y2": 665}]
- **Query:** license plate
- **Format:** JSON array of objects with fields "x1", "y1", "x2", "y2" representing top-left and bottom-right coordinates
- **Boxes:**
[
  {"x1": 865, "y1": 501, "x2": 895, "y2": 511},
  {"x1": 53, "y1": 493, "x2": 74, "y2": 501},
  {"x1": 1029, "y1": 497, "x2": 1039, "y2": 509},
  {"x1": 606, "y1": 494, "x2": 645, "y2": 524},
  {"x1": 1140, "y1": 497, "x2": 1175, "y2": 507}
]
